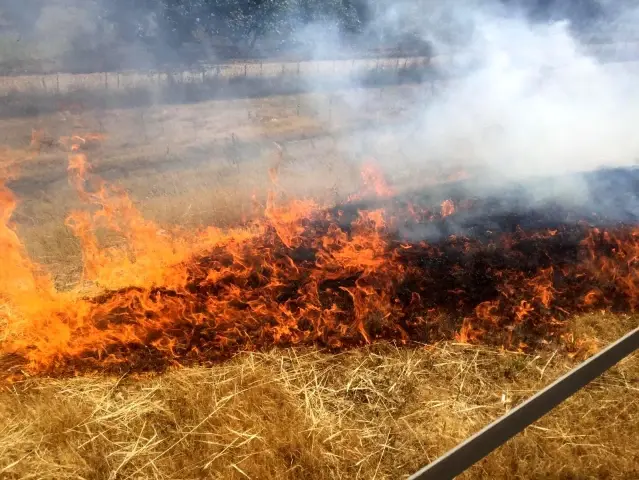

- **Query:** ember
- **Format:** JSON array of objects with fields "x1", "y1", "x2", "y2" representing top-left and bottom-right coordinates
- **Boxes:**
[{"x1": 0, "y1": 135, "x2": 638, "y2": 378}]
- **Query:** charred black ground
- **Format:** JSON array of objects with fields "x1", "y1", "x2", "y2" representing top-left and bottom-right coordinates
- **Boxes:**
[
  {"x1": 13, "y1": 166, "x2": 634, "y2": 377},
  {"x1": 339, "y1": 166, "x2": 639, "y2": 235}
]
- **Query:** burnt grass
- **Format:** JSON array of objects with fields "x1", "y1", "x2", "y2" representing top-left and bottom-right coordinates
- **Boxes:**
[{"x1": 35, "y1": 177, "x2": 639, "y2": 376}]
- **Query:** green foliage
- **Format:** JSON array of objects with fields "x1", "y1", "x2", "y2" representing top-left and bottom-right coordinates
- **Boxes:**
[
  {"x1": 122, "y1": 0, "x2": 368, "y2": 47},
  {"x1": 0, "y1": 0, "x2": 385, "y2": 73}
]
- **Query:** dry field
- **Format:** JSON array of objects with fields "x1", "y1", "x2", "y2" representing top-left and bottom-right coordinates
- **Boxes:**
[
  {"x1": 0, "y1": 81, "x2": 637, "y2": 479},
  {"x1": 0, "y1": 313, "x2": 637, "y2": 480},
  {"x1": 1, "y1": 82, "x2": 458, "y2": 288}
]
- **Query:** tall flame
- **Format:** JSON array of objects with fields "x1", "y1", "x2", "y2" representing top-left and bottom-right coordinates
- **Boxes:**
[{"x1": 0, "y1": 133, "x2": 638, "y2": 379}]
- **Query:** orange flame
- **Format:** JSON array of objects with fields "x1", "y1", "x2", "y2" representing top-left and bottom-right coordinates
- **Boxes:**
[
  {"x1": 348, "y1": 160, "x2": 394, "y2": 202},
  {"x1": 0, "y1": 136, "x2": 638, "y2": 379},
  {"x1": 440, "y1": 199, "x2": 455, "y2": 218}
]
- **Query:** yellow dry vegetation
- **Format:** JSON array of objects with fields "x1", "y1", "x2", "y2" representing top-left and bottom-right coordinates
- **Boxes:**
[
  {"x1": 0, "y1": 313, "x2": 637, "y2": 479},
  {"x1": 0, "y1": 89, "x2": 637, "y2": 480}
]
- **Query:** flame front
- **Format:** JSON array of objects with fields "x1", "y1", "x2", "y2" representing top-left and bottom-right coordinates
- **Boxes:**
[{"x1": 1, "y1": 135, "x2": 638, "y2": 378}]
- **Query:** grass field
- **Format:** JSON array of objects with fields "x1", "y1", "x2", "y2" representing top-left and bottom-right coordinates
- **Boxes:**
[
  {"x1": 1, "y1": 314, "x2": 636, "y2": 479},
  {"x1": 2, "y1": 83, "x2": 465, "y2": 288},
  {"x1": 0, "y1": 79, "x2": 637, "y2": 479}
]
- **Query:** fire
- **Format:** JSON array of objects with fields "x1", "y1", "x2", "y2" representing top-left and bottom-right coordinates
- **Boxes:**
[
  {"x1": 440, "y1": 199, "x2": 455, "y2": 217},
  {"x1": 348, "y1": 160, "x2": 394, "y2": 201},
  {"x1": 0, "y1": 132, "x2": 638, "y2": 379}
]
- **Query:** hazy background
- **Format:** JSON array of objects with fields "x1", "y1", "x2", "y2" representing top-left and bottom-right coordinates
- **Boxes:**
[
  {"x1": 0, "y1": 0, "x2": 632, "y2": 74},
  {"x1": 1, "y1": 0, "x2": 638, "y2": 204}
]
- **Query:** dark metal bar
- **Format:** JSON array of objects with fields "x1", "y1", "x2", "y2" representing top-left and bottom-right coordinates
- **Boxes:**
[{"x1": 409, "y1": 326, "x2": 639, "y2": 480}]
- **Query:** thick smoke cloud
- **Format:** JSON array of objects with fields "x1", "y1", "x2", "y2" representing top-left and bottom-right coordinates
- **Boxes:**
[
  {"x1": 344, "y1": 0, "x2": 639, "y2": 209},
  {"x1": 416, "y1": 12, "x2": 639, "y2": 177}
]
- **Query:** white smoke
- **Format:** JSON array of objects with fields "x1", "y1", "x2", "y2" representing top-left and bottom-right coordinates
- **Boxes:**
[
  {"x1": 419, "y1": 15, "x2": 639, "y2": 179},
  {"x1": 337, "y1": 0, "x2": 639, "y2": 209}
]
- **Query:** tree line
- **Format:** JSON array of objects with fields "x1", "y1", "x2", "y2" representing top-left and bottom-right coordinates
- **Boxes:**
[
  {"x1": 0, "y1": 0, "x2": 406, "y2": 73},
  {"x1": 0, "y1": 0, "x2": 617, "y2": 74},
  {"x1": 103, "y1": 0, "x2": 372, "y2": 49}
]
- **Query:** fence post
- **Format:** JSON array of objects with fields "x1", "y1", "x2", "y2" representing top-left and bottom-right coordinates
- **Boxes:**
[{"x1": 409, "y1": 326, "x2": 639, "y2": 480}]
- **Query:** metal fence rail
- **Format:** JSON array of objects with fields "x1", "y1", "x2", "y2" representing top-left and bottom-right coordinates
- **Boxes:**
[{"x1": 409, "y1": 326, "x2": 639, "y2": 480}]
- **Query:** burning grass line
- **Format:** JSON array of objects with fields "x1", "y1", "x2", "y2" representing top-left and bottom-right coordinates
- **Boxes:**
[{"x1": 2, "y1": 136, "x2": 639, "y2": 390}]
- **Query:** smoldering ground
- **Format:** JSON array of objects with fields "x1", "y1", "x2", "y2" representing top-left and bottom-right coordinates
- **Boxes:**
[{"x1": 325, "y1": 1, "x2": 639, "y2": 236}]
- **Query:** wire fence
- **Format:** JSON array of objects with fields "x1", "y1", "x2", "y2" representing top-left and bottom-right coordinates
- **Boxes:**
[{"x1": 0, "y1": 56, "x2": 434, "y2": 96}]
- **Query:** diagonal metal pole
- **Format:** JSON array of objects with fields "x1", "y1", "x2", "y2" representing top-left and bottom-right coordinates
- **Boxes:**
[{"x1": 409, "y1": 326, "x2": 639, "y2": 480}]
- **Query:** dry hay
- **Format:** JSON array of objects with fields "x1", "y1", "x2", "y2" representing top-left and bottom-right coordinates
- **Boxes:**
[
  {"x1": 0, "y1": 313, "x2": 637, "y2": 480},
  {"x1": 0, "y1": 102, "x2": 638, "y2": 480}
]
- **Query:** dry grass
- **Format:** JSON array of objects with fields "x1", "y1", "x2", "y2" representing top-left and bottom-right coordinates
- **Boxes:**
[
  {"x1": 0, "y1": 314, "x2": 636, "y2": 480},
  {"x1": 1, "y1": 85, "x2": 441, "y2": 288},
  {"x1": 1, "y1": 84, "x2": 638, "y2": 479}
]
